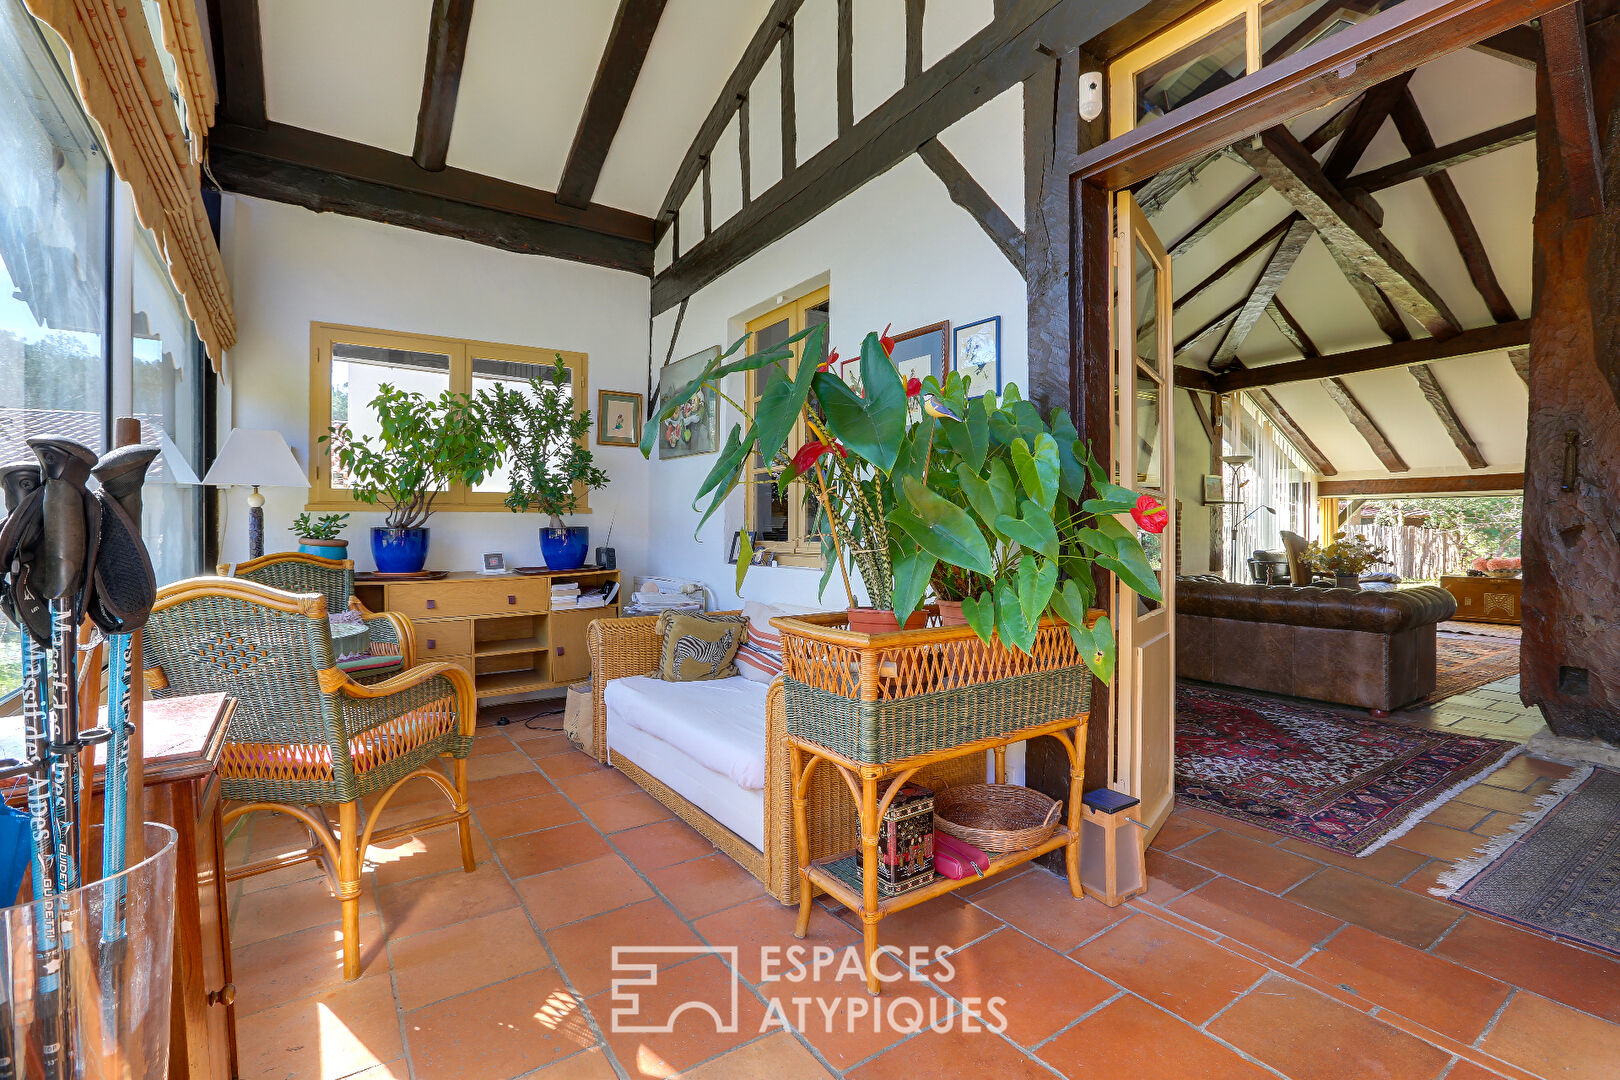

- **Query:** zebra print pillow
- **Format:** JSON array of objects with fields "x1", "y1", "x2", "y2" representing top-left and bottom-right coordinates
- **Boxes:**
[{"x1": 651, "y1": 611, "x2": 749, "y2": 682}]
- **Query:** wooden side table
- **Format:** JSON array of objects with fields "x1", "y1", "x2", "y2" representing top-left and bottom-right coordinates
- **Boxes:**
[
  {"x1": 1441, "y1": 575, "x2": 1522, "y2": 624},
  {"x1": 790, "y1": 714, "x2": 1089, "y2": 995}
]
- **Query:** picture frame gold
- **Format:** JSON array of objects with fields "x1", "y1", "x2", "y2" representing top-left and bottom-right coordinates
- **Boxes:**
[{"x1": 597, "y1": 389, "x2": 643, "y2": 447}]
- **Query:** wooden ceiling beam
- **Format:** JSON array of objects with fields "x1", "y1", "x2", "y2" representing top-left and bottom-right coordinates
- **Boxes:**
[
  {"x1": 1218, "y1": 318, "x2": 1530, "y2": 390},
  {"x1": 1173, "y1": 217, "x2": 1293, "y2": 314},
  {"x1": 1210, "y1": 216, "x2": 1316, "y2": 370},
  {"x1": 1472, "y1": 24, "x2": 1541, "y2": 67},
  {"x1": 1347, "y1": 114, "x2": 1535, "y2": 191},
  {"x1": 1509, "y1": 346, "x2": 1530, "y2": 384},
  {"x1": 1388, "y1": 90, "x2": 1518, "y2": 322},
  {"x1": 1267, "y1": 297, "x2": 1319, "y2": 357},
  {"x1": 1540, "y1": 3, "x2": 1605, "y2": 218},
  {"x1": 918, "y1": 138, "x2": 1026, "y2": 273},
  {"x1": 1410, "y1": 365, "x2": 1488, "y2": 468},
  {"x1": 556, "y1": 0, "x2": 670, "y2": 207},
  {"x1": 1238, "y1": 125, "x2": 1461, "y2": 339},
  {"x1": 1323, "y1": 376, "x2": 1409, "y2": 471},
  {"x1": 1252, "y1": 388, "x2": 1338, "y2": 476},
  {"x1": 1175, "y1": 297, "x2": 1245, "y2": 354},
  {"x1": 652, "y1": 0, "x2": 1145, "y2": 312},
  {"x1": 412, "y1": 0, "x2": 477, "y2": 173},
  {"x1": 655, "y1": 0, "x2": 806, "y2": 234},
  {"x1": 1322, "y1": 71, "x2": 1414, "y2": 179},
  {"x1": 1323, "y1": 241, "x2": 1411, "y2": 340},
  {"x1": 1318, "y1": 472, "x2": 1524, "y2": 496},
  {"x1": 206, "y1": 0, "x2": 266, "y2": 128},
  {"x1": 208, "y1": 122, "x2": 655, "y2": 273}
]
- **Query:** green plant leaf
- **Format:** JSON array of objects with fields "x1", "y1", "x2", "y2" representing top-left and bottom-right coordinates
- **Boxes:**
[
  {"x1": 817, "y1": 518, "x2": 839, "y2": 601},
  {"x1": 1015, "y1": 557, "x2": 1058, "y2": 628},
  {"x1": 1048, "y1": 412, "x2": 1090, "y2": 498},
  {"x1": 891, "y1": 475, "x2": 994, "y2": 575},
  {"x1": 815, "y1": 373, "x2": 905, "y2": 473},
  {"x1": 957, "y1": 466, "x2": 1004, "y2": 532},
  {"x1": 989, "y1": 398, "x2": 1044, "y2": 448},
  {"x1": 993, "y1": 576, "x2": 1038, "y2": 654},
  {"x1": 995, "y1": 500, "x2": 1059, "y2": 559},
  {"x1": 891, "y1": 549, "x2": 937, "y2": 627},
  {"x1": 891, "y1": 415, "x2": 937, "y2": 492},
  {"x1": 1049, "y1": 578, "x2": 1088, "y2": 630},
  {"x1": 1075, "y1": 614, "x2": 1115, "y2": 683},
  {"x1": 755, "y1": 345, "x2": 822, "y2": 467},
  {"x1": 694, "y1": 424, "x2": 755, "y2": 503},
  {"x1": 961, "y1": 590, "x2": 996, "y2": 646},
  {"x1": 736, "y1": 531, "x2": 754, "y2": 593},
  {"x1": 1097, "y1": 553, "x2": 1161, "y2": 600},
  {"x1": 942, "y1": 395, "x2": 990, "y2": 472},
  {"x1": 1010, "y1": 434, "x2": 1061, "y2": 509}
]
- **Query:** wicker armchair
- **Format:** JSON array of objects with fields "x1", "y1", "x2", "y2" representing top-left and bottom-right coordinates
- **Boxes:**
[
  {"x1": 144, "y1": 576, "x2": 477, "y2": 979},
  {"x1": 588, "y1": 614, "x2": 981, "y2": 903},
  {"x1": 220, "y1": 552, "x2": 416, "y2": 683}
]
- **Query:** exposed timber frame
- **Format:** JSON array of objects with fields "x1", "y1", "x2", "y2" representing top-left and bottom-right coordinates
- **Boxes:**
[
  {"x1": 412, "y1": 0, "x2": 477, "y2": 173},
  {"x1": 556, "y1": 0, "x2": 670, "y2": 207},
  {"x1": 1539, "y1": 2, "x2": 1604, "y2": 218},
  {"x1": 919, "y1": 139, "x2": 1026, "y2": 274},
  {"x1": 206, "y1": 0, "x2": 266, "y2": 128},
  {"x1": 1202, "y1": 319, "x2": 1531, "y2": 391},
  {"x1": 1251, "y1": 389, "x2": 1338, "y2": 476},
  {"x1": 1323, "y1": 376, "x2": 1409, "y2": 471},
  {"x1": 1318, "y1": 473, "x2": 1524, "y2": 496}
]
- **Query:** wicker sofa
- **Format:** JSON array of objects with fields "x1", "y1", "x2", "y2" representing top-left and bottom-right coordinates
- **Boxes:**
[{"x1": 587, "y1": 612, "x2": 981, "y2": 903}]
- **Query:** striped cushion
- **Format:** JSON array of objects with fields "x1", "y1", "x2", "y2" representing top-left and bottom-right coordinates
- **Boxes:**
[{"x1": 735, "y1": 622, "x2": 782, "y2": 684}]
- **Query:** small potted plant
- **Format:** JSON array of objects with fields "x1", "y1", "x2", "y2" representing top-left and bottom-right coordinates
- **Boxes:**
[
  {"x1": 1304, "y1": 532, "x2": 1387, "y2": 589},
  {"x1": 321, "y1": 386, "x2": 502, "y2": 573},
  {"x1": 289, "y1": 513, "x2": 350, "y2": 559},
  {"x1": 480, "y1": 356, "x2": 610, "y2": 570}
]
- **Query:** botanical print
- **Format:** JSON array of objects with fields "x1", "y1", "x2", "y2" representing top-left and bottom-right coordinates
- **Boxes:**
[{"x1": 953, "y1": 317, "x2": 1000, "y2": 397}]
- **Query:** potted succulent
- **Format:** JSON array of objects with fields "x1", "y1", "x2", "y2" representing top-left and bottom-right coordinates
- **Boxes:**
[
  {"x1": 289, "y1": 512, "x2": 350, "y2": 559},
  {"x1": 1305, "y1": 532, "x2": 1387, "y2": 589},
  {"x1": 321, "y1": 386, "x2": 503, "y2": 573},
  {"x1": 641, "y1": 323, "x2": 1164, "y2": 678},
  {"x1": 480, "y1": 356, "x2": 610, "y2": 570}
]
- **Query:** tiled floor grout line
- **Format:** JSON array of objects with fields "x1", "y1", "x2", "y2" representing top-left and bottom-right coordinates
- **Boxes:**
[
  {"x1": 1473, "y1": 987, "x2": 1518, "y2": 1050},
  {"x1": 1023, "y1": 989, "x2": 1126, "y2": 1053},
  {"x1": 1196, "y1": 971, "x2": 1273, "y2": 1031}
]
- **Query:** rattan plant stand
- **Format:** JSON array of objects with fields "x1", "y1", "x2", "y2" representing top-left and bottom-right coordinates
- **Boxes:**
[{"x1": 776, "y1": 611, "x2": 1094, "y2": 996}]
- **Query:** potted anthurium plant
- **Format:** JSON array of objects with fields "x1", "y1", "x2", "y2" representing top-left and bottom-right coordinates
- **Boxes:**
[
  {"x1": 322, "y1": 387, "x2": 503, "y2": 573},
  {"x1": 480, "y1": 356, "x2": 610, "y2": 570},
  {"x1": 640, "y1": 323, "x2": 1166, "y2": 681}
]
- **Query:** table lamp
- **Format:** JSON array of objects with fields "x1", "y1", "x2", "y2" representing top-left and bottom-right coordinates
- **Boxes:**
[{"x1": 203, "y1": 429, "x2": 310, "y2": 557}]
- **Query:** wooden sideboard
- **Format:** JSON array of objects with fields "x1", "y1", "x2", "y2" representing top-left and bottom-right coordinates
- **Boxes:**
[
  {"x1": 354, "y1": 569, "x2": 620, "y2": 698},
  {"x1": 1441, "y1": 575, "x2": 1522, "y2": 625}
]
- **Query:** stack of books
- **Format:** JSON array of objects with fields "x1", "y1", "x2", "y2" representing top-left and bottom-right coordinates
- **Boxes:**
[
  {"x1": 550, "y1": 582, "x2": 581, "y2": 610},
  {"x1": 575, "y1": 588, "x2": 608, "y2": 609}
]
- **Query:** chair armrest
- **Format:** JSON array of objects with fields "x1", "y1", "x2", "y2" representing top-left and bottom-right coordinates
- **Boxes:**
[
  {"x1": 318, "y1": 661, "x2": 477, "y2": 742},
  {"x1": 351, "y1": 598, "x2": 417, "y2": 668},
  {"x1": 587, "y1": 615, "x2": 664, "y2": 764}
]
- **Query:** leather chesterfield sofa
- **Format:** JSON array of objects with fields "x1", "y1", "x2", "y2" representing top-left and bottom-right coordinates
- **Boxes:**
[{"x1": 1176, "y1": 581, "x2": 1458, "y2": 712}]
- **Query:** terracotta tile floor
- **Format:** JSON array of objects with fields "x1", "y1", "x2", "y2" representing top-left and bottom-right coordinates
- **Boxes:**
[{"x1": 225, "y1": 680, "x2": 1620, "y2": 1080}]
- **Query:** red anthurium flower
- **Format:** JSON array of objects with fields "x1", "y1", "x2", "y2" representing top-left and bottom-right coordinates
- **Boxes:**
[
  {"x1": 1131, "y1": 495, "x2": 1169, "y2": 534},
  {"x1": 791, "y1": 439, "x2": 848, "y2": 475},
  {"x1": 818, "y1": 348, "x2": 839, "y2": 373},
  {"x1": 905, "y1": 376, "x2": 922, "y2": 397},
  {"x1": 879, "y1": 323, "x2": 896, "y2": 358}
]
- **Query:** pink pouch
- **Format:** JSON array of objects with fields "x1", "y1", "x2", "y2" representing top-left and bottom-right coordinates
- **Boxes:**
[{"x1": 932, "y1": 831, "x2": 991, "y2": 880}]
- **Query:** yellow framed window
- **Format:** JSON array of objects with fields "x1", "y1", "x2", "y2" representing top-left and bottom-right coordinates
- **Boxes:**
[
  {"x1": 743, "y1": 286, "x2": 829, "y2": 565},
  {"x1": 308, "y1": 322, "x2": 589, "y2": 513}
]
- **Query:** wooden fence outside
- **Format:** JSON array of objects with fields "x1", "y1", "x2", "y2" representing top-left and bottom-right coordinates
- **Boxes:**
[{"x1": 1347, "y1": 524, "x2": 1461, "y2": 581}]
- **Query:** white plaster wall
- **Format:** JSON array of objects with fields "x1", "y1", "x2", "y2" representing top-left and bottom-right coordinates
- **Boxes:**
[{"x1": 216, "y1": 196, "x2": 653, "y2": 578}]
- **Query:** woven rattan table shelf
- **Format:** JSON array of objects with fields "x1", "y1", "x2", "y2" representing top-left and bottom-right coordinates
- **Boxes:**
[{"x1": 775, "y1": 611, "x2": 1095, "y2": 996}]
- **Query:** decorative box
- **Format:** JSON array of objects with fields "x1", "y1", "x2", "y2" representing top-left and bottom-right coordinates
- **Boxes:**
[{"x1": 877, "y1": 783, "x2": 936, "y2": 895}]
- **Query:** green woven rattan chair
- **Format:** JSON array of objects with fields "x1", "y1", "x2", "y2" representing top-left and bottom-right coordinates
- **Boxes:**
[
  {"x1": 220, "y1": 551, "x2": 416, "y2": 683},
  {"x1": 144, "y1": 576, "x2": 477, "y2": 980}
]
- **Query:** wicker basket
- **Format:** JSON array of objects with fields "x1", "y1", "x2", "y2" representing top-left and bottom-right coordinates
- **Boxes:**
[
  {"x1": 773, "y1": 610, "x2": 1099, "y2": 765},
  {"x1": 934, "y1": 784, "x2": 1062, "y2": 854}
]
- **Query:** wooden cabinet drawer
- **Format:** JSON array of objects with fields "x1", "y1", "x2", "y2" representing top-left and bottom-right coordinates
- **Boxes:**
[
  {"x1": 386, "y1": 578, "x2": 551, "y2": 619},
  {"x1": 415, "y1": 619, "x2": 473, "y2": 658}
]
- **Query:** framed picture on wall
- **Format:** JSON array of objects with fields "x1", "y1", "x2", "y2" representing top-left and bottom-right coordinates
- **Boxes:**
[
  {"x1": 656, "y1": 347, "x2": 720, "y2": 458},
  {"x1": 596, "y1": 390, "x2": 643, "y2": 447},
  {"x1": 1202, "y1": 474, "x2": 1224, "y2": 505},
  {"x1": 889, "y1": 321, "x2": 950, "y2": 421},
  {"x1": 953, "y1": 316, "x2": 1001, "y2": 397}
]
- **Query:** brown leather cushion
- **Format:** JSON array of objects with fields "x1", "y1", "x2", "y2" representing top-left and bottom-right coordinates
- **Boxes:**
[{"x1": 1177, "y1": 581, "x2": 1456, "y2": 633}]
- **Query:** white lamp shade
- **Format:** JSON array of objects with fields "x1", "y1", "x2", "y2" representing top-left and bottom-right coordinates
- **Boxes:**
[{"x1": 203, "y1": 428, "x2": 310, "y2": 489}]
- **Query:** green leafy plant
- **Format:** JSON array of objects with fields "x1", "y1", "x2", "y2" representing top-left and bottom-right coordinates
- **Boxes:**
[
  {"x1": 641, "y1": 325, "x2": 1166, "y2": 680},
  {"x1": 289, "y1": 512, "x2": 349, "y2": 540},
  {"x1": 479, "y1": 357, "x2": 610, "y2": 528},
  {"x1": 321, "y1": 386, "x2": 503, "y2": 530},
  {"x1": 1305, "y1": 532, "x2": 1387, "y2": 576}
]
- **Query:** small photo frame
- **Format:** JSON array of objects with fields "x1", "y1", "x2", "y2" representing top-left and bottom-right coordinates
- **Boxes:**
[
  {"x1": 480, "y1": 552, "x2": 508, "y2": 575},
  {"x1": 889, "y1": 321, "x2": 950, "y2": 422},
  {"x1": 750, "y1": 545, "x2": 773, "y2": 567},
  {"x1": 953, "y1": 316, "x2": 1001, "y2": 397},
  {"x1": 597, "y1": 390, "x2": 643, "y2": 447},
  {"x1": 1202, "y1": 474, "x2": 1224, "y2": 505}
]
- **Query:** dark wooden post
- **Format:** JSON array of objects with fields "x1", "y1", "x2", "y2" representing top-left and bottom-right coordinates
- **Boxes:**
[{"x1": 1522, "y1": 12, "x2": 1620, "y2": 744}]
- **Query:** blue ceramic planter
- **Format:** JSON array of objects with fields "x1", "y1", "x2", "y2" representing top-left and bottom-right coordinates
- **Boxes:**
[
  {"x1": 372, "y1": 527, "x2": 430, "y2": 574},
  {"x1": 298, "y1": 539, "x2": 348, "y2": 561},
  {"x1": 540, "y1": 526, "x2": 589, "y2": 570}
]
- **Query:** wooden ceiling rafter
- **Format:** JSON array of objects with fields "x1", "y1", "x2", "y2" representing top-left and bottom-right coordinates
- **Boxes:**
[
  {"x1": 1211, "y1": 318, "x2": 1530, "y2": 390},
  {"x1": 1410, "y1": 364, "x2": 1489, "y2": 467},
  {"x1": 1321, "y1": 71, "x2": 1414, "y2": 179},
  {"x1": 556, "y1": 0, "x2": 671, "y2": 208},
  {"x1": 1252, "y1": 388, "x2": 1338, "y2": 475},
  {"x1": 412, "y1": 0, "x2": 477, "y2": 173},
  {"x1": 1208, "y1": 215, "x2": 1316, "y2": 370},
  {"x1": 1509, "y1": 346, "x2": 1530, "y2": 384},
  {"x1": 206, "y1": 0, "x2": 266, "y2": 128},
  {"x1": 919, "y1": 138, "x2": 1026, "y2": 274},
  {"x1": 1346, "y1": 113, "x2": 1535, "y2": 191},
  {"x1": 1266, "y1": 297, "x2": 1318, "y2": 356},
  {"x1": 1318, "y1": 472, "x2": 1523, "y2": 496},
  {"x1": 1322, "y1": 375, "x2": 1409, "y2": 471}
]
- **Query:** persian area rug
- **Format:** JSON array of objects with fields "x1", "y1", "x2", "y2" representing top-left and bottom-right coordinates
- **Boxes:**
[
  {"x1": 1415, "y1": 634, "x2": 1520, "y2": 705},
  {"x1": 1436, "y1": 765, "x2": 1620, "y2": 958},
  {"x1": 1176, "y1": 684, "x2": 1518, "y2": 855}
]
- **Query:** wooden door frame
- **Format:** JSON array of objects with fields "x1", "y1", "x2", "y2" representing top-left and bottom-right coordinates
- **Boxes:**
[{"x1": 1062, "y1": 0, "x2": 1570, "y2": 789}]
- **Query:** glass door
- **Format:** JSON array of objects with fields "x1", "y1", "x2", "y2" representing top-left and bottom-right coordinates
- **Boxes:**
[{"x1": 1113, "y1": 191, "x2": 1177, "y2": 836}]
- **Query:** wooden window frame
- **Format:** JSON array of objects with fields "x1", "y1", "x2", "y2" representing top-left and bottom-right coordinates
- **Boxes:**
[
  {"x1": 742, "y1": 286, "x2": 830, "y2": 568},
  {"x1": 307, "y1": 322, "x2": 590, "y2": 514}
]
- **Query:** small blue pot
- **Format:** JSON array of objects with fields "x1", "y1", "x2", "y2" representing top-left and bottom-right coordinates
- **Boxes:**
[
  {"x1": 539, "y1": 526, "x2": 589, "y2": 570},
  {"x1": 298, "y1": 539, "x2": 348, "y2": 561},
  {"x1": 372, "y1": 527, "x2": 431, "y2": 574}
]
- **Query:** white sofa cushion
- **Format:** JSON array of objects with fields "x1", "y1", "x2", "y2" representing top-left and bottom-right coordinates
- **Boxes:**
[{"x1": 602, "y1": 674, "x2": 769, "y2": 790}]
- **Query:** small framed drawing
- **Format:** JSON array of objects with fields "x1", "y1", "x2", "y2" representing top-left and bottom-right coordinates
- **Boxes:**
[
  {"x1": 597, "y1": 390, "x2": 643, "y2": 447},
  {"x1": 750, "y1": 545, "x2": 773, "y2": 567},
  {"x1": 1202, "y1": 474, "x2": 1224, "y2": 505},
  {"x1": 480, "y1": 552, "x2": 508, "y2": 575},
  {"x1": 953, "y1": 316, "x2": 1001, "y2": 397},
  {"x1": 889, "y1": 321, "x2": 950, "y2": 422}
]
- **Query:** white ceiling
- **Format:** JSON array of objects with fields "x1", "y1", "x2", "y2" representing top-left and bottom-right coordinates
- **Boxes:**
[{"x1": 1154, "y1": 47, "x2": 1535, "y2": 482}]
